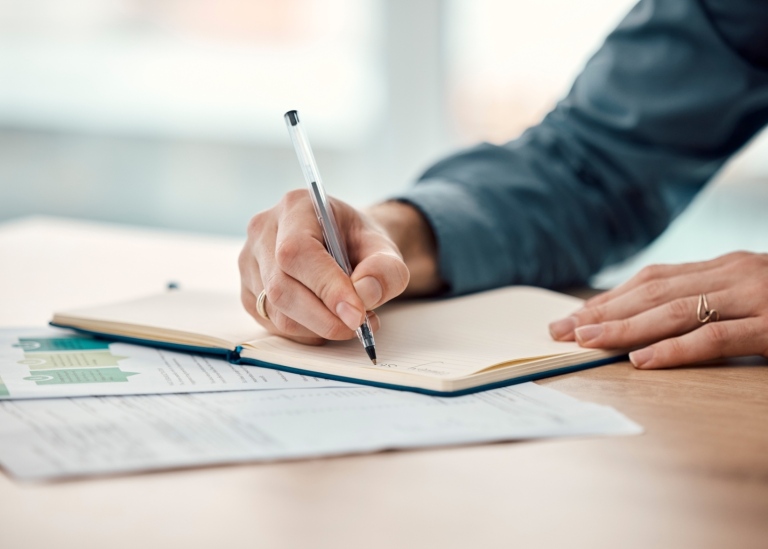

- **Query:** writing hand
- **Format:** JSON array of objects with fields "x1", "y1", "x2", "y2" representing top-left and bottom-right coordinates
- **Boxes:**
[
  {"x1": 240, "y1": 191, "x2": 441, "y2": 344},
  {"x1": 548, "y1": 252, "x2": 768, "y2": 369}
]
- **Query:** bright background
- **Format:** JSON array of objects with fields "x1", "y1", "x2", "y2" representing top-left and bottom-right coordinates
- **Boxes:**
[{"x1": 1, "y1": 0, "x2": 767, "y2": 282}]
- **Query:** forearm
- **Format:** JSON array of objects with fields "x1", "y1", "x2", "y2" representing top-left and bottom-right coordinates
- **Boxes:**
[
  {"x1": 396, "y1": 0, "x2": 768, "y2": 295},
  {"x1": 366, "y1": 201, "x2": 445, "y2": 297}
]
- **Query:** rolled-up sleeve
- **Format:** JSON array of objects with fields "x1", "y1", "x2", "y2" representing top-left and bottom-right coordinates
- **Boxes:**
[{"x1": 396, "y1": 0, "x2": 768, "y2": 295}]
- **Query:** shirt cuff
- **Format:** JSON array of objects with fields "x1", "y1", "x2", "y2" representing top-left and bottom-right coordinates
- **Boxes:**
[{"x1": 393, "y1": 179, "x2": 515, "y2": 296}]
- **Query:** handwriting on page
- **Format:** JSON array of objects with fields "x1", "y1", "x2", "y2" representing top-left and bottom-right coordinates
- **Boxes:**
[
  {"x1": 374, "y1": 362, "x2": 450, "y2": 376},
  {"x1": 244, "y1": 287, "x2": 589, "y2": 379},
  {"x1": 248, "y1": 338, "x2": 473, "y2": 378}
]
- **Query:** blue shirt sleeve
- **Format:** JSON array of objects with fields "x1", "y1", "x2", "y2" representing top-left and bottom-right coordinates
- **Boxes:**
[{"x1": 395, "y1": 0, "x2": 768, "y2": 295}]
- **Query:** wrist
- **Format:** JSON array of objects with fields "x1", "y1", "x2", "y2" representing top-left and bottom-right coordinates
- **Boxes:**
[{"x1": 367, "y1": 201, "x2": 445, "y2": 296}]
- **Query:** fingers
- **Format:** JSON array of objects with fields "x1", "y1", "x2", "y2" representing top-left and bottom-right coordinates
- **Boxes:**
[
  {"x1": 585, "y1": 252, "x2": 750, "y2": 309},
  {"x1": 241, "y1": 286, "x2": 324, "y2": 345},
  {"x1": 549, "y1": 253, "x2": 751, "y2": 341},
  {"x1": 545, "y1": 251, "x2": 768, "y2": 370},
  {"x1": 272, "y1": 199, "x2": 406, "y2": 327},
  {"x1": 550, "y1": 272, "x2": 731, "y2": 341},
  {"x1": 239, "y1": 189, "x2": 398, "y2": 345},
  {"x1": 628, "y1": 317, "x2": 768, "y2": 369},
  {"x1": 572, "y1": 289, "x2": 748, "y2": 349},
  {"x1": 273, "y1": 217, "x2": 366, "y2": 332},
  {"x1": 241, "y1": 284, "x2": 381, "y2": 344}
]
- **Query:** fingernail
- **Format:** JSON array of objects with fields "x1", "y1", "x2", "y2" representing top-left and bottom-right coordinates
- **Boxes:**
[
  {"x1": 336, "y1": 301, "x2": 363, "y2": 331},
  {"x1": 353, "y1": 276, "x2": 382, "y2": 310},
  {"x1": 549, "y1": 316, "x2": 576, "y2": 340},
  {"x1": 575, "y1": 324, "x2": 603, "y2": 344},
  {"x1": 629, "y1": 347, "x2": 654, "y2": 369}
]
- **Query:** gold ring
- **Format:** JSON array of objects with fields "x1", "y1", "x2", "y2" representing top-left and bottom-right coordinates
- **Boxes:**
[
  {"x1": 256, "y1": 289, "x2": 270, "y2": 321},
  {"x1": 697, "y1": 293, "x2": 719, "y2": 324}
]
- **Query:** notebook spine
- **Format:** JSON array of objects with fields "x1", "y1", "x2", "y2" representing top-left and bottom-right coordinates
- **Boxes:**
[{"x1": 227, "y1": 346, "x2": 243, "y2": 364}]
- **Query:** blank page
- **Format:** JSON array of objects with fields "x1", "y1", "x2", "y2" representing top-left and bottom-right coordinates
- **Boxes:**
[
  {"x1": 243, "y1": 286, "x2": 587, "y2": 380},
  {"x1": 54, "y1": 291, "x2": 264, "y2": 348}
]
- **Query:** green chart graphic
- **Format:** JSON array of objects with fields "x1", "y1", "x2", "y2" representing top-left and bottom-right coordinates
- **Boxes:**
[
  {"x1": 14, "y1": 336, "x2": 112, "y2": 352},
  {"x1": 24, "y1": 368, "x2": 139, "y2": 385},
  {"x1": 14, "y1": 334, "x2": 138, "y2": 385},
  {"x1": 18, "y1": 351, "x2": 129, "y2": 370}
]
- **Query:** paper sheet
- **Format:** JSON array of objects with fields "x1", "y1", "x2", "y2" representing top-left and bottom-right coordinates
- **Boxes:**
[
  {"x1": 0, "y1": 383, "x2": 642, "y2": 480},
  {"x1": 0, "y1": 328, "x2": 349, "y2": 400}
]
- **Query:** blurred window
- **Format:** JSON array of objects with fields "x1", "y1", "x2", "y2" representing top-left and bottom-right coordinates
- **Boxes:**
[
  {"x1": 0, "y1": 0, "x2": 383, "y2": 148},
  {"x1": 446, "y1": 0, "x2": 637, "y2": 144}
]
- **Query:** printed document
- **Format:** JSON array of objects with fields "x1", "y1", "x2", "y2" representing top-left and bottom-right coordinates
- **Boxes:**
[
  {"x1": 0, "y1": 383, "x2": 642, "y2": 480},
  {"x1": 0, "y1": 328, "x2": 348, "y2": 399}
]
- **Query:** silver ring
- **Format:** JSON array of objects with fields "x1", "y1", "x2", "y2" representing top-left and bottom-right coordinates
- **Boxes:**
[
  {"x1": 697, "y1": 293, "x2": 719, "y2": 324},
  {"x1": 256, "y1": 290, "x2": 270, "y2": 321}
]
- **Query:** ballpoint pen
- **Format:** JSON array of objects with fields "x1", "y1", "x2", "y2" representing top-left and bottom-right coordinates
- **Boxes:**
[{"x1": 284, "y1": 109, "x2": 377, "y2": 364}]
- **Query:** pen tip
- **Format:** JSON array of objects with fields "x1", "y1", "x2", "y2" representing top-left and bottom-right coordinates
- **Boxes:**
[{"x1": 364, "y1": 345, "x2": 377, "y2": 364}]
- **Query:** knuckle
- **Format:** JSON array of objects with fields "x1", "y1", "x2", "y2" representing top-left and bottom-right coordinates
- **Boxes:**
[
  {"x1": 263, "y1": 273, "x2": 290, "y2": 309},
  {"x1": 726, "y1": 250, "x2": 750, "y2": 262},
  {"x1": 246, "y1": 211, "x2": 269, "y2": 236},
  {"x1": 727, "y1": 251, "x2": 760, "y2": 273},
  {"x1": 240, "y1": 288, "x2": 258, "y2": 319},
  {"x1": 663, "y1": 337, "x2": 685, "y2": 359},
  {"x1": 280, "y1": 189, "x2": 308, "y2": 208},
  {"x1": 667, "y1": 298, "x2": 691, "y2": 321},
  {"x1": 704, "y1": 322, "x2": 730, "y2": 347},
  {"x1": 314, "y1": 273, "x2": 349, "y2": 308},
  {"x1": 642, "y1": 279, "x2": 668, "y2": 304},
  {"x1": 584, "y1": 292, "x2": 609, "y2": 307},
  {"x1": 610, "y1": 318, "x2": 632, "y2": 338},
  {"x1": 274, "y1": 235, "x2": 304, "y2": 271},
  {"x1": 638, "y1": 264, "x2": 662, "y2": 282},
  {"x1": 575, "y1": 305, "x2": 604, "y2": 325},
  {"x1": 320, "y1": 321, "x2": 352, "y2": 341},
  {"x1": 733, "y1": 254, "x2": 753, "y2": 269},
  {"x1": 271, "y1": 312, "x2": 302, "y2": 335}
]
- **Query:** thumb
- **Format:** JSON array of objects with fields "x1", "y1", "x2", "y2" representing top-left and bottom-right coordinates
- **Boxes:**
[{"x1": 350, "y1": 248, "x2": 410, "y2": 310}]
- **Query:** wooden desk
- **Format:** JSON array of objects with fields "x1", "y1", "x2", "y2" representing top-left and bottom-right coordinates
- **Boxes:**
[{"x1": 1, "y1": 217, "x2": 766, "y2": 549}]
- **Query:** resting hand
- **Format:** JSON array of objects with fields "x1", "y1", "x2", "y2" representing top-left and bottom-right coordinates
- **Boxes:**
[
  {"x1": 548, "y1": 252, "x2": 768, "y2": 369},
  {"x1": 240, "y1": 191, "x2": 434, "y2": 345}
]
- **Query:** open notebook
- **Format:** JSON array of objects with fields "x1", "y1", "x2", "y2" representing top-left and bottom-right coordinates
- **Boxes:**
[{"x1": 51, "y1": 287, "x2": 623, "y2": 396}]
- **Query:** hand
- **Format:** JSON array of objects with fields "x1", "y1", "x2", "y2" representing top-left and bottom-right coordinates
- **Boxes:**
[
  {"x1": 239, "y1": 191, "x2": 440, "y2": 344},
  {"x1": 548, "y1": 252, "x2": 768, "y2": 369}
]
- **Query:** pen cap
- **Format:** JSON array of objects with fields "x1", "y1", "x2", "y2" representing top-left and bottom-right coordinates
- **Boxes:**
[{"x1": 284, "y1": 111, "x2": 323, "y2": 195}]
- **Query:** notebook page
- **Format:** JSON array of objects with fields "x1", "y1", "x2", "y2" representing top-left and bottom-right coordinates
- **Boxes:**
[
  {"x1": 54, "y1": 291, "x2": 265, "y2": 348},
  {"x1": 243, "y1": 286, "x2": 586, "y2": 380}
]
